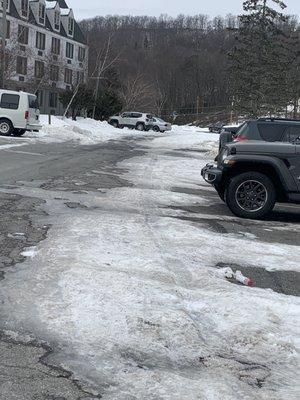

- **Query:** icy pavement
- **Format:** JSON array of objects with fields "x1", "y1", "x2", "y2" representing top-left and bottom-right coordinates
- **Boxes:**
[{"x1": 0, "y1": 128, "x2": 299, "y2": 399}]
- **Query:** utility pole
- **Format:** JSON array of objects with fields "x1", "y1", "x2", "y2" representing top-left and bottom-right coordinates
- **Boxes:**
[
  {"x1": 196, "y1": 96, "x2": 200, "y2": 117},
  {"x1": 0, "y1": 0, "x2": 7, "y2": 89}
]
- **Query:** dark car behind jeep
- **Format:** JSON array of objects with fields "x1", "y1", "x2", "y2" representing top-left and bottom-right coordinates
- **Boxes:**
[{"x1": 202, "y1": 140, "x2": 300, "y2": 219}]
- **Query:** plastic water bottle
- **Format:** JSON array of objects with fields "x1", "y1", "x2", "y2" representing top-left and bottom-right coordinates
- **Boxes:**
[{"x1": 235, "y1": 270, "x2": 254, "y2": 286}]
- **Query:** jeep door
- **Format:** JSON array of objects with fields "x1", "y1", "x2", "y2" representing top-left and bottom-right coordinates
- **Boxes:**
[
  {"x1": 119, "y1": 112, "x2": 131, "y2": 127},
  {"x1": 130, "y1": 113, "x2": 143, "y2": 128},
  {"x1": 282, "y1": 126, "x2": 300, "y2": 189}
]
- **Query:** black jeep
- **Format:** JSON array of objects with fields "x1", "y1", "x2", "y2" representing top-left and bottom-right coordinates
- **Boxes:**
[{"x1": 201, "y1": 140, "x2": 300, "y2": 219}]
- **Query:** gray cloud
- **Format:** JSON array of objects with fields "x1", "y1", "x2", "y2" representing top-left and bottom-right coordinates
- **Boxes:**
[{"x1": 68, "y1": 0, "x2": 300, "y2": 20}]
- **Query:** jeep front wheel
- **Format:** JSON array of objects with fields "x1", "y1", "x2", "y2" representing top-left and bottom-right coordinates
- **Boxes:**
[{"x1": 225, "y1": 172, "x2": 276, "y2": 219}]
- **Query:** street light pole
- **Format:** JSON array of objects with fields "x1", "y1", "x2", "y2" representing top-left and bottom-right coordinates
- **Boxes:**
[{"x1": 0, "y1": 0, "x2": 8, "y2": 89}]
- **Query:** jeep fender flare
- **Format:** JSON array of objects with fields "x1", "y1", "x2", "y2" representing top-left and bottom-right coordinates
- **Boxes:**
[{"x1": 225, "y1": 155, "x2": 297, "y2": 192}]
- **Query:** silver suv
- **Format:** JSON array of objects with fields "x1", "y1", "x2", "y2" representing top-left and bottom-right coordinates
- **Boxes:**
[{"x1": 108, "y1": 112, "x2": 154, "y2": 131}]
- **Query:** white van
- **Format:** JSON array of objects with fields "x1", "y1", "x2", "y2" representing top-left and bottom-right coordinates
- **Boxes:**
[{"x1": 0, "y1": 90, "x2": 42, "y2": 137}]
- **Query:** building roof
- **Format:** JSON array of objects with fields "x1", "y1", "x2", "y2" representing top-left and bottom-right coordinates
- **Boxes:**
[
  {"x1": 7, "y1": 0, "x2": 87, "y2": 45},
  {"x1": 46, "y1": 0, "x2": 69, "y2": 8}
]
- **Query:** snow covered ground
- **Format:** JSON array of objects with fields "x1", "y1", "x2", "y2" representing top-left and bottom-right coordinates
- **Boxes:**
[
  {"x1": 0, "y1": 124, "x2": 299, "y2": 399},
  {"x1": 0, "y1": 115, "x2": 216, "y2": 148}
]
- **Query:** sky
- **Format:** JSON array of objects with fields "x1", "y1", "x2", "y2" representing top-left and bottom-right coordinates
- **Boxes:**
[{"x1": 67, "y1": 0, "x2": 300, "y2": 20}]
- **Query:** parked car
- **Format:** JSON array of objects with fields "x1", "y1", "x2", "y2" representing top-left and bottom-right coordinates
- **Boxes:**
[
  {"x1": 108, "y1": 112, "x2": 154, "y2": 131},
  {"x1": 234, "y1": 118, "x2": 300, "y2": 143},
  {"x1": 208, "y1": 122, "x2": 225, "y2": 133},
  {"x1": 0, "y1": 90, "x2": 41, "y2": 137},
  {"x1": 218, "y1": 124, "x2": 242, "y2": 152},
  {"x1": 202, "y1": 140, "x2": 300, "y2": 219},
  {"x1": 221, "y1": 125, "x2": 241, "y2": 135},
  {"x1": 151, "y1": 117, "x2": 172, "y2": 132}
]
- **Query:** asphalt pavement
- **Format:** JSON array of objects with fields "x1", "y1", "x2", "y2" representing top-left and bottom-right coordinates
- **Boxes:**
[{"x1": 0, "y1": 135, "x2": 299, "y2": 399}]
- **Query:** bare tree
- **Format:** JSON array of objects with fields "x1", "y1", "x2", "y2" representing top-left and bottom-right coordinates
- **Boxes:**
[
  {"x1": 119, "y1": 73, "x2": 156, "y2": 111},
  {"x1": 89, "y1": 35, "x2": 122, "y2": 118}
]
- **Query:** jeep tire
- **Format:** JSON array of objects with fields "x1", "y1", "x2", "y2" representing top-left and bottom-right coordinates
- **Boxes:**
[{"x1": 225, "y1": 172, "x2": 276, "y2": 219}]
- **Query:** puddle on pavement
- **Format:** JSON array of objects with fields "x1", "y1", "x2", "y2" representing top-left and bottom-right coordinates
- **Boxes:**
[{"x1": 216, "y1": 262, "x2": 300, "y2": 297}]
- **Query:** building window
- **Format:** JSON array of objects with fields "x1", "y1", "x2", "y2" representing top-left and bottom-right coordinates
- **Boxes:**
[
  {"x1": 36, "y1": 89, "x2": 43, "y2": 107},
  {"x1": 35, "y1": 60, "x2": 44, "y2": 78},
  {"x1": 68, "y1": 18, "x2": 74, "y2": 36},
  {"x1": 78, "y1": 47, "x2": 85, "y2": 62},
  {"x1": 51, "y1": 37, "x2": 60, "y2": 55},
  {"x1": 1, "y1": 1, "x2": 10, "y2": 11},
  {"x1": 36, "y1": 32, "x2": 45, "y2": 50},
  {"x1": 54, "y1": 10, "x2": 60, "y2": 30},
  {"x1": 76, "y1": 71, "x2": 84, "y2": 85},
  {"x1": 50, "y1": 65, "x2": 59, "y2": 81},
  {"x1": 38, "y1": 3, "x2": 45, "y2": 24},
  {"x1": 66, "y1": 42, "x2": 74, "y2": 59},
  {"x1": 51, "y1": 38, "x2": 60, "y2": 55},
  {"x1": 18, "y1": 25, "x2": 29, "y2": 44},
  {"x1": 49, "y1": 92, "x2": 58, "y2": 108},
  {"x1": 21, "y1": 0, "x2": 29, "y2": 17},
  {"x1": 16, "y1": 56, "x2": 27, "y2": 75},
  {"x1": 6, "y1": 20, "x2": 10, "y2": 38},
  {"x1": 64, "y1": 68, "x2": 72, "y2": 85}
]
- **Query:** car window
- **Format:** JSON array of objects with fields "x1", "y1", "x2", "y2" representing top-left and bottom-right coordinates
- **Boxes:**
[
  {"x1": 122, "y1": 113, "x2": 131, "y2": 118},
  {"x1": 282, "y1": 126, "x2": 300, "y2": 143},
  {"x1": 257, "y1": 123, "x2": 286, "y2": 142},
  {"x1": 28, "y1": 95, "x2": 38, "y2": 109},
  {"x1": 0, "y1": 94, "x2": 20, "y2": 110},
  {"x1": 130, "y1": 113, "x2": 142, "y2": 118},
  {"x1": 236, "y1": 122, "x2": 260, "y2": 140}
]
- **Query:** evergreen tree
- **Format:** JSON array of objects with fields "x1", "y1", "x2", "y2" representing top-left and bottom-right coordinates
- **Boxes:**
[
  {"x1": 59, "y1": 85, "x2": 94, "y2": 120},
  {"x1": 93, "y1": 90, "x2": 123, "y2": 120},
  {"x1": 229, "y1": 0, "x2": 298, "y2": 117}
]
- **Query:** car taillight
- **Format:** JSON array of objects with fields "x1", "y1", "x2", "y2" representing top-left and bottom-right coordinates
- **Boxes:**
[{"x1": 25, "y1": 111, "x2": 29, "y2": 120}]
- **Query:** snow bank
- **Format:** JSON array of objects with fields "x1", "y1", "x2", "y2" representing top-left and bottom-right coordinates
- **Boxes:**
[
  {"x1": 27, "y1": 115, "x2": 138, "y2": 144},
  {"x1": 24, "y1": 116, "x2": 219, "y2": 150}
]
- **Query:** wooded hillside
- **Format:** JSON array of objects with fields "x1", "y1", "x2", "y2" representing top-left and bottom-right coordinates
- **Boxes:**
[{"x1": 80, "y1": 12, "x2": 299, "y2": 122}]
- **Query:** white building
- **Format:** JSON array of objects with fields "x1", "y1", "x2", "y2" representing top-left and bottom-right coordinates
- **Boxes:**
[{"x1": 1, "y1": 0, "x2": 88, "y2": 114}]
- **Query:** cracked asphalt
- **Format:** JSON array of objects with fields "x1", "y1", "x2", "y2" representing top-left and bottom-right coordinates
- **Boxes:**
[
  {"x1": 0, "y1": 138, "x2": 143, "y2": 400},
  {"x1": 0, "y1": 136, "x2": 299, "y2": 399}
]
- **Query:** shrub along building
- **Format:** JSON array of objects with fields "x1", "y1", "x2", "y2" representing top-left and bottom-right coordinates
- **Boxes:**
[{"x1": 0, "y1": 0, "x2": 88, "y2": 114}]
